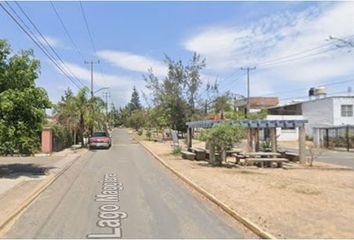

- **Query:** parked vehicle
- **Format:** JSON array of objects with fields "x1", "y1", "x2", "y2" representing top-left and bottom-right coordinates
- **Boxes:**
[{"x1": 88, "y1": 131, "x2": 111, "y2": 149}]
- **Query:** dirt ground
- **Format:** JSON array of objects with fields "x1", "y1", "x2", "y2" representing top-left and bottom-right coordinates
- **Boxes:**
[{"x1": 139, "y1": 136, "x2": 354, "y2": 239}]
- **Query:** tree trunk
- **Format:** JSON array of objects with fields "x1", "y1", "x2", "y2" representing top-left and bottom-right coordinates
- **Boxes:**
[
  {"x1": 209, "y1": 142, "x2": 216, "y2": 166},
  {"x1": 73, "y1": 129, "x2": 77, "y2": 145},
  {"x1": 221, "y1": 148, "x2": 227, "y2": 164}
]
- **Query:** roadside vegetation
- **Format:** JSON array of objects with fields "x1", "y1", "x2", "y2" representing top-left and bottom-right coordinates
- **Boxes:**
[
  {"x1": 117, "y1": 53, "x2": 267, "y2": 139},
  {"x1": 53, "y1": 87, "x2": 107, "y2": 147},
  {"x1": 0, "y1": 39, "x2": 51, "y2": 155}
]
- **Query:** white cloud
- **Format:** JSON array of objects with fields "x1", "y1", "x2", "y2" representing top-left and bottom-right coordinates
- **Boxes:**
[
  {"x1": 97, "y1": 50, "x2": 167, "y2": 76},
  {"x1": 54, "y1": 61, "x2": 143, "y2": 106},
  {"x1": 59, "y1": 62, "x2": 134, "y2": 88},
  {"x1": 38, "y1": 35, "x2": 62, "y2": 48},
  {"x1": 183, "y1": 2, "x2": 354, "y2": 89}
]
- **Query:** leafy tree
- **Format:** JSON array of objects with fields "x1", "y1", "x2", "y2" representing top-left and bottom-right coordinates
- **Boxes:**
[
  {"x1": 200, "y1": 123, "x2": 244, "y2": 166},
  {"x1": 108, "y1": 103, "x2": 121, "y2": 127},
  {"x1": 144, "y1": 53, "x2": 205, "y2": 133},
  {"x1": 0, "y1": 39, "x2": 51, "y2": 155},
  {"x1": 127, "y1": 110, "x2": 145, "y2": 131},
  {"x1": 213, "y1": 93, "x2": 232, "y2": 118},
  {"x1": 248, "y1": 109, "x2": 268, "y2": 120},
  {"x1": 128, "y1": 86, "x2": 142, "y2": 111},
  {"x1": 184, "y1": 53, "x2": 206, "y2": 119},
  {"x1": 224, "y1": 111, "x2": 245, "y2": 120},
  {"x1": 54, "y1": 87, "x2": 106, "y2": 146}
]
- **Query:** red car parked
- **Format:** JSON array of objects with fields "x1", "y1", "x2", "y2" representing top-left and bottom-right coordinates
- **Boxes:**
[{"x1": 88, "y1": 131, "x2": 111, "y2": 149}]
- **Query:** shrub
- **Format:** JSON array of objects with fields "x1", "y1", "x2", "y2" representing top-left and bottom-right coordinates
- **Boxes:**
[
  {"x1": 137, "y1": 129, "x2": 143, "y2": 136},
  {"x1": 172, "y1": 146, "x2": 182, "y2": 155},
  {"x1": 200, "y1": 122, "x2": 244, "y2": 166},
  {"x1": 51, "y1": 124, "x2": 72, "y2": 152},
  {"x1": 145, "y1": 129, "x2": 152, "y2": 141}
]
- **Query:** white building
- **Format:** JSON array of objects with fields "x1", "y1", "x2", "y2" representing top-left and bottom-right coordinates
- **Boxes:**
[
  {"x1": 268, "y1": 96, "x2": 354, "y2": 137},
  {"x1": 265, "y1": 115, "x2": 304, "y2": 141}
]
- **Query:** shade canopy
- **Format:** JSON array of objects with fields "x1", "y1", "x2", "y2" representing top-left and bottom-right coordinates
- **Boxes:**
[{"x1": 186, "y1": 119, "x2": 308, "y2": 129}]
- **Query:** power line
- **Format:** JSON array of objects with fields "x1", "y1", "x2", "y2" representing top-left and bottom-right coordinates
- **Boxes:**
[
  {"x1": 79, "y1": 1, "x2": 97, "y2": 53},
  {"x1": 78, "y1": 1, "x2": 107, "y2": 93},
  {"x1": 49, "y1": 1, "x2": 85, "y2": 61},
  {"x1": 260, "y1": 47, "x2": 335, "y2": 68},
  {"x1": 256, "y1": 34, "x2": 354, "y2": 69},
  {"x1": 14, "y1": 1, "x2": 85, "y2": 87},
  {"x1": 261, "y1": 75, "x2": 354, "y2": 99},
  {"x1": 0, "y1": 2, "x2": 82, "y2": 89}
]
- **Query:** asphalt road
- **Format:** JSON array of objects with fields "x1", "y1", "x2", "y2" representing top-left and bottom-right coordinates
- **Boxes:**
[
  {"x1": 4, "y1": 129, "x2": 251, "y2": 239},
  {"x1": 279, "y1": 147, "x2": 354, "y2": 168}
]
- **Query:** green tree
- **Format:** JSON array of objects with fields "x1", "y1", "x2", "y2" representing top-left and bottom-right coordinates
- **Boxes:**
[
  {"x1": 200, "y1": 123, "x2": 244, "y2": 166},
  {"x1": 185, "y1": 53, "x2": 206, "y2": 119},
  {"x1": 127, "y1": 110, "x2": 145, "y2": 131},
  {"x1": 0, "y1": 40, "x2": 51, "y2": 155},
  {"x1": 128, "y1": 86, "x2": 142, "y2": 111},
  {"x1": 144, "y1": 54, "x2": 205, "y2": 133},
  {"x1": 54, "y1": 87, "x2": 106, "y2": 146},
  {"x1": 108, "y1": 103, "x2": 121, "y2": 127},
  {"x1": 213, "y1": 93, "x2": 232, "y2": 118}
]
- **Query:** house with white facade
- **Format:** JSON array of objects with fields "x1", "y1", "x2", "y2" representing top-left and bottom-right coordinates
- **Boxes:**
[{"x1": 268, "y1": 96, "x2": 354, "y2": 138}]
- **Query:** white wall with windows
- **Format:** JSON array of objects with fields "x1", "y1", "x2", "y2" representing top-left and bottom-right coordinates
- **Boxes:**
[{"x1": 334, "y1": 98, "x2": 354, "y2": 125}]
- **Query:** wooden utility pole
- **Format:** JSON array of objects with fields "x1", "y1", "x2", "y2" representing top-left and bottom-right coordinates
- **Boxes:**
[
  {"x1": 84, "y1": 60, "x2": 100, "y2": 97},
  {"x1": 241, "y1": 66, "x2": 256, "y2": 118}
]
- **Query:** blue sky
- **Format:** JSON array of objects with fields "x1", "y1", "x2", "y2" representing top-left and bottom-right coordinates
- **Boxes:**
[{"x1": 1, "y1": 1, "x2": 354, "y2": 109}]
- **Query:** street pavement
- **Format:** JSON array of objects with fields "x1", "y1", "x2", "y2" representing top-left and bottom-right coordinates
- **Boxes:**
[
  {"x1": 279, "y1": 147, "x2": 354, "y2": 168},
  {"x1": 4, "y1": 128, "x2": 250, "y2": 239}
]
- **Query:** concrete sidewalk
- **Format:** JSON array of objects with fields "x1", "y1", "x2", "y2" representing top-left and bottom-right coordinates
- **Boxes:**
[{"x1": 0, "y1": 148, "x2": 86, "y2": 234}]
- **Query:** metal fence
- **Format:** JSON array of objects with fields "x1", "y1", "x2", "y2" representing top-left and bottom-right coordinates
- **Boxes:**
[{"x1": 317, "y1": 125, "x2": 354, "y2": 152}]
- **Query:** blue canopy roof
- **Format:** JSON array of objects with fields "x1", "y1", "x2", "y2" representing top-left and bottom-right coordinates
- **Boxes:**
[{"x1": 186, "y1": 119, "x2": 307, "y2": 129}]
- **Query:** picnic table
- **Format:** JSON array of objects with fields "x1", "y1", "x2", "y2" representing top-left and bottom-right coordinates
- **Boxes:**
[
  {"x1": 190, "y1": 147, "x2": 206, "y2": 160},
  {"x1": 226, "y1": 148, "x2": 243, "y2": 156},
  {"x1": 233, "y1": 151, "x2": 287, "y2": 168}
]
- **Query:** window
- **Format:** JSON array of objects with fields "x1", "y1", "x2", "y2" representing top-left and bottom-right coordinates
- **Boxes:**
[{"x1": 341, "y1": 105, "x2": 353, "y2": 117}]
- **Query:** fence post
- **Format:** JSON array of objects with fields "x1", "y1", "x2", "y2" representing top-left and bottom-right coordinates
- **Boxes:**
[
  {"x1": 346, "y1": 125, "x2": 350, "y2": 152},
  {"x1": 325, "y1": 129, "x2": 329, "y2": 149},
  {"x1": 299, "y1": 126, "x2": 306, "y2": 164}
]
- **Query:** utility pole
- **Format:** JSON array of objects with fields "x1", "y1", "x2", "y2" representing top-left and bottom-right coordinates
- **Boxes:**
[
  {"x1": 241, "y1": 66, "x2": 256, "y2": 118},
  {"x1": 102, "y1": 91, "x2": 110, "y2": 115},
  {"x1": 84, "y1": 60, "x2": 100, "y2": 97}
]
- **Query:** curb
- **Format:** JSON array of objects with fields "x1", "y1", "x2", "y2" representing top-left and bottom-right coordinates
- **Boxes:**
[
  {"x1": 0, "y1": 149, "x2": 87, "y2": 236},
  {"x1": 138, "y1": 139, "x2": 276, "y2": 239}
]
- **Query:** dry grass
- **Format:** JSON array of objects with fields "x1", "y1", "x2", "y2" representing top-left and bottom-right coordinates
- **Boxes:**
[{"x1": 141, "y1": 138, "x2": 354, "y2": 239}]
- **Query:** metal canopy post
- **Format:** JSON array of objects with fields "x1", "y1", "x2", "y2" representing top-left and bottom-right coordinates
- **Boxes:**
[
  {"x1": 299, "y1": 126, "x2": 306, "y2": 164},
  {"x1": 270, "y1": 128, "x2": 277, "y2": 152},
  {"x1": 187, "y1": 127, "x2": 192, "y2": 151},
  {"x1": 255, "y1": 128, "x2": 260, "y2": 151}
]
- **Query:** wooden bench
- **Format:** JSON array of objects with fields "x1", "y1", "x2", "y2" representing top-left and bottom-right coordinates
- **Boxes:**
[
  {"x1": 232, "y1": 153, "x2": 246, "y2": 164},
  {"x1": 181, "y1": 151, "x2": 196, "y2": 160},
  {"x1": 285, "y1": 152, "x2": 299, "y2": 162},
  {"x1": 191, "y1": 147, "x2": 206, "y2": 160},
  {"x1": 245, "y1": 158, "x2": 288, "y2": 168}
]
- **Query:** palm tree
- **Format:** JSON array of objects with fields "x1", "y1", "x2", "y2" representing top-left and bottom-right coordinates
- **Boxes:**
[{"x1": 54, "y1": 87, "x2": 107, "y2": 146}]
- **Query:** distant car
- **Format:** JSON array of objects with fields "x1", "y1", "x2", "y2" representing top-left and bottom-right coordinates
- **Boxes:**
[{"x1": 89, "y1": 131, "x2": 111, "y2": 149}]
